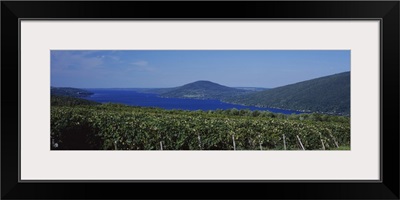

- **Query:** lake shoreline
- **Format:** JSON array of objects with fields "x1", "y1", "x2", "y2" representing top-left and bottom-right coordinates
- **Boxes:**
[{"x1": 82, "y1": 89, "x2": 306, "y2": 115}]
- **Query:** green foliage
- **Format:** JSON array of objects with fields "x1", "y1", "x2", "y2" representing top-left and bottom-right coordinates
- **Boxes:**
[
  {"x1": 226, "y1": 72, "x2": 350, "y2": 115},
  {"x1": 51, "y1": 95, "x2": 100, "y2": 106},
  {"x1": 51, "y1": 103, "x2": 350, "y2": 150}
]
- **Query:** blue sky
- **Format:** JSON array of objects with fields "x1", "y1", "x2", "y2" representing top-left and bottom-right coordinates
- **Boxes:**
[{"x1": 51, "y1": 50, "x2": 350, "y2": 88}]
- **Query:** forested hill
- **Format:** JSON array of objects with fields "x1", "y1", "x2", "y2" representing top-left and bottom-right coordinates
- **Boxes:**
[
  {"x1": 51, "y1": 95, "x2": 100, "y2": 106},
  {"x1": 226, "y1": 72, "x2": 350, "y2": 115},
  {"x1": 51, "y1": 87, "x2": 94, "y2": 98},
  {"x1": 160, "y1": 80, "x2": 253, "y2": 100}
]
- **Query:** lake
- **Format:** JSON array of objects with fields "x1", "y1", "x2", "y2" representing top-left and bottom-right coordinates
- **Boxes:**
[{"x1": 83, "y1": 89, "x2": 304, "y2": 115}]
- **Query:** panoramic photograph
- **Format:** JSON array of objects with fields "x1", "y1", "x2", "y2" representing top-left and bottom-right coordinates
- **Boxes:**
[{"x1": 51, "y1": 50, "x2": 350, "y2": 150}]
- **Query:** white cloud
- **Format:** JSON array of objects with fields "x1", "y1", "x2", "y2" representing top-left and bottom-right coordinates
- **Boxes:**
[
  {"x1": 52, "y1": 51, "x2": 104, "y2": 71},
  {"x1": 129, "y1": 60, "x2": 155, "y2": 72}
]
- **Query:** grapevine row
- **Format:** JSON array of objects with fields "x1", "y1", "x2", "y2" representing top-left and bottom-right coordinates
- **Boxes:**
[{"x1": 51, "y1": 104, "x2": 350, "y2": 150}]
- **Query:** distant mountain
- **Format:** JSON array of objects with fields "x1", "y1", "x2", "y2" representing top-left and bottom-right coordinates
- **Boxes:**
[
  {"x1": 160, "y1": 80, "x2": 252, "y2": 100},
  {"x1": 51, "y1": 87, "x2": 94, "y2": 98},
  {"x1": 226, "y1": 72, "x2": 350, "y2": 115},
  {"x1": 234, "y1": 87, "x2": 269, "y2": 92}
]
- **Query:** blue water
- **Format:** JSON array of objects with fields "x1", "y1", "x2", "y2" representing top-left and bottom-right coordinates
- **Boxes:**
[{"x1": 82, "y1": 89, "x2": 304, "y2": 115}]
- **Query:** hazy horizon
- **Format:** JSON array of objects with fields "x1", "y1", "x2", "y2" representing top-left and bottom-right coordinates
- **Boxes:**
[{"x1": 51, "y1": 50, "x2": 350, "y2": 88}]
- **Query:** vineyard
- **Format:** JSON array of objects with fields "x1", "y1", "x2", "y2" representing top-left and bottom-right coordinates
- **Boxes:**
[{"x1": 51, "y1": 101, "x2": 350, "y2": 150}]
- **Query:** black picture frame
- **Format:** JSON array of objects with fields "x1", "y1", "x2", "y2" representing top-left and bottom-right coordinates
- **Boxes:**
[{"x1": 2, "y1": 1, "x2": 399, "y2": 199}]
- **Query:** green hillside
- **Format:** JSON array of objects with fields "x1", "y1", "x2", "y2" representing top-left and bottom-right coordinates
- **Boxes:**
[
  {"x1": 160, "y1": 80, "x2": 252, "y2": 100},
  {"x1": 227, "y1": 72, "x2": 350, "y2": 115},
  {"x1": 51, "y1": 87, "x2": 94, "y2": 97},
  {"x1": 51, "y1": 95, "x2": 100, "y2": 106},
  {"x1": 51, "y1": 103, "x2": 350, "y2": 150}
]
